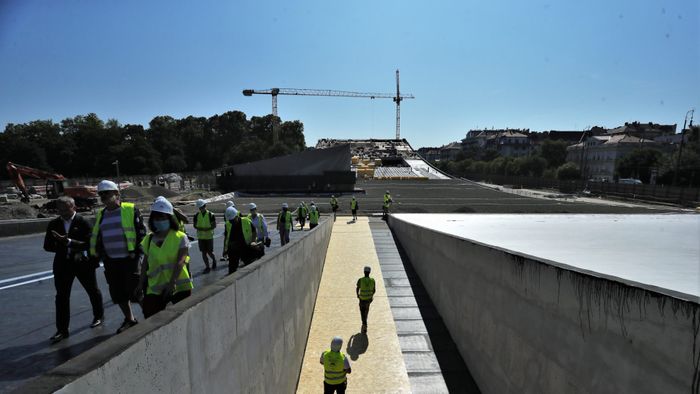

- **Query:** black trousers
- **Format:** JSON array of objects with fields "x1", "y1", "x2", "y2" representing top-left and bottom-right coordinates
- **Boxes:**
[
  {"x1": 54, "y1": 261, "x2": 104, "y2": 334},
  {"x1": 324, "y1": 381, "x2": 346, "y2": 394},
  {"x1": 142, "y1": 290, "x2": 190, "y2": 319},
  {"x1": 359, "y1": 300, "x2": 371, "y2": 325}
]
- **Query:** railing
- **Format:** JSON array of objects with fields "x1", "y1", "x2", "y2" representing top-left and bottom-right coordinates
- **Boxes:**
[{"x1": 462, "y1": 173, "x2": 700, "y2": 206}]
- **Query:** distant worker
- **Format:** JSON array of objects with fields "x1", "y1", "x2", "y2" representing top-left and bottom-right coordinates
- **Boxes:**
[
  {"x1": 226, "y1": 206, "x2": 258, "y2": 274},
  {"x1": 277, "y1": 203, "x2": 293, "y2": 246},
  {"x1": 193, "y1": 199, "x2": 217, "y2": 273},
  {"x1": 295, "y1": 201, "x2": 308, "y2": 230},
  {"x1": 44, "y1": 196, "x2": 103, "y2": 344},
  {"x1": 356, "y1": 266, "x2": 376, "y2": 333},
  {"x1": 90, "y1": 180, "x2": 147, "y2": 334},
  {"x1": 248, "y1": 203, "x2": 270, "y2": 254},
  {"x1": 382, "y1": 190, "x2": 393, "y2": 220},
  {"x1": 330, "y1": 195, "x2": 339, "y2": 222},
  {"x1": 320, "y1": 336, "x2": 351, "y2": 394},
  {"x1": 309, "y1": 201, "x2": 320, "y2": 229},
  {"x1": 221, "y1": 202, "x2": 237, "y2": 261},
  {"x1": 350, "y1": 196, "x2": 358, "y2": 221},
  {"x1": 222, "y1": 206, "x2": 238, "y2": 263},
  {"x1": 140, "y1": 197, "x2": 193, "y2": 318}
]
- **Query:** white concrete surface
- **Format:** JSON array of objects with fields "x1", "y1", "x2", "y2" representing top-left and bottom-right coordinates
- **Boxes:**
[
  {"x1": 394, "y1": 213, "x2": 700, "y2": 300},
  {"x1": 405, "y1": 160, "x2": 450, "y2": 179},
  {"x1": 389, "y1": 214, "x2": 699, "y2": 394}
]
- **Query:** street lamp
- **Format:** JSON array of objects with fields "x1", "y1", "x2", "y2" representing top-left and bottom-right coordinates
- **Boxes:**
[{"x1": 112, "y1": 160, "x2": 120, "y2": 190}]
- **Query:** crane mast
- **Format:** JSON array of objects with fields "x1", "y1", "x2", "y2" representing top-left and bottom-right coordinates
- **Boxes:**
[{"x1": 242, "y1": 70, "x2": 414, "y2": 143}]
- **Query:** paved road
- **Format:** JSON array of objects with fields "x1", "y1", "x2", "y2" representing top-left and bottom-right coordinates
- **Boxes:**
[{"x1": 0, "y1": 217, "x2": 308, "y2": 393}]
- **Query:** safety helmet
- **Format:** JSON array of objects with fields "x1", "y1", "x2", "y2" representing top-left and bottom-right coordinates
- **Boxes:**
[
  {"x1": 330, "y1": 336, "x2": 343, "y2": 352},
  {"x1": 386, "y1": 190, "x2": 390, "y2": 194},
  {"x1": 282, "y1": 203, "x2": 288, "y2": 208},
  {"x1": 249, "y1": 203, "x2": 257, "y2": 210},
  {"x1": 226, "y1": 201, "x2": 234, "y2": 208},
  {"x1": 195, "y1": 199, "x2": 206, "y2": 208},
  {"x1": 310, "y1": 201, "x2": 315, "y2": 205},
  {"x1": 364, "y1": 266, "x2": 371, "y2": 273},
  {"x1": 225, "y1": 206, "x2": 238, "y2": 221},
  {"x1": 97, "y1": 180, "x2": 119, "y2": 192},
  {"x1": 151, "y1": 198, "x2": 174, "y2": 215}
]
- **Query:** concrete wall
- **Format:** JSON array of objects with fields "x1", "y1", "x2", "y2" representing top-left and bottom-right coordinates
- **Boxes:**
[
  {"x1": 19, "y1": 219, "x2": 332, "y2": 394},
  {"x1": 0, "y1": 218, "x2": 52, "y2": 237},
  {"x1": 388, "y1": 215, "x2": 699, "y2": 394}
]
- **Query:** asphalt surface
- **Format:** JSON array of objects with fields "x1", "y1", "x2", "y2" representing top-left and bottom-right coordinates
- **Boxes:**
[{"x1": 0, "y1": 179, "x2": 678, "y2": 392}]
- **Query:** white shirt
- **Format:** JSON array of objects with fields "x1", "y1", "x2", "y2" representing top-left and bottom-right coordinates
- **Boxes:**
[{"x1": 62, "y1": 212, "x2": 76, "y2": 256}]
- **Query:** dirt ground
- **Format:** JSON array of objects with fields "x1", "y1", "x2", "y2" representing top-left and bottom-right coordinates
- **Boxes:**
[{"x1": 0, "y1": 202, "x2": 39, "y2": 220}]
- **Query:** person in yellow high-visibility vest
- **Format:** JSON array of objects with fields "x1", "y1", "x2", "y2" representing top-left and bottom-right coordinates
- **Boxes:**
[
  {"x1": 277, "y1": 203, "x2": 293, "y2": 246},
  {"x1": 309, "y1": 202, "x2": 320, "y2": 229},
  {"x1": 319, "y1": 336, "x2": 351, "y2": 394},
  {"x1": 330, "y1": 195, "x2": 339, "y2": 222},
  {"x1": 140, "y1": 197, "x2": 193, "y2": 319},
  {"x1": 226, "y1": 206, "x2": 258, "y2": 274},
  {"x1": 193, "y1": 199, "x2": 217, "y2": 273},
  {"x1": 350, "y1": 196, "x2": 358, "y2": 221},
  {"x1": 356, "y1": 266, "x2": 376, "y2": 333},
  {"x1": 382, "y1": 190, "x2": 393, "y2": 220},
  {"x1": 90, "y1": 180, "x2": 147, "y2": 334}
]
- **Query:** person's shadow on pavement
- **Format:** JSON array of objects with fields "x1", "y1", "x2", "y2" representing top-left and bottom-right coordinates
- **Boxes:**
[{"x1": 346, "y1": 333, "x2": 368, "y2": 361}]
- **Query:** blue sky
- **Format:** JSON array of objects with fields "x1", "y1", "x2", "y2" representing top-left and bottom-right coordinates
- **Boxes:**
[{"x1": 0, "y1": 0, "x2": 698, "y2": 148}]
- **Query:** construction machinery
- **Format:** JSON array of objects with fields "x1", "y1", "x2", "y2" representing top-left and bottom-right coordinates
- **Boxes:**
[
  {"x1": 242, "y1": 69, "x2": 414, "y2": 143},
  {"x1": 5, "y1": 162, "x2": 98, "y2": 211}
]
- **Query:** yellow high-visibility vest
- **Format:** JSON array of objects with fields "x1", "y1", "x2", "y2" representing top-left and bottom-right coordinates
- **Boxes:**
[
  {"x1": 323, "y1": 350, "x2": 347, "y2": 385},
  {"x1": 278, "y1": 211, "x2": 292, "y2": 230},
  {"x1": 89, "y1": 202, "x2": 137, "y2": 257},
  {"x1": 195, "y1": 211, "x2": 214, "y2": 240},
  {"x1": 358, "y1": 277, "x2": 375, "y2": 301},
  {"x1": 141, "y1": 230, "x2": 193, "y2": 295},
  {"x1": 309, "y1": 210, "x2": 319, "y2": 224}
]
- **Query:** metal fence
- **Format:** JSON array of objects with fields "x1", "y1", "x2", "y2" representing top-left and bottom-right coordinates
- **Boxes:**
[{"x1": 463, "y1": 173, "x2": 700, "y2": 206}]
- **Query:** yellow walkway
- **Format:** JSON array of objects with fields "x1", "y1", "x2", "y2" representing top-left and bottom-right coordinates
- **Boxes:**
[{"x1": 297, "y1": 217, "x2": 411, "y2": 393}]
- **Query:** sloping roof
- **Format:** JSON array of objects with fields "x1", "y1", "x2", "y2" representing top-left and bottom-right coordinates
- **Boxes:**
[{"x1": 227, "y1": 144, "x2": 351, "y2": 176}]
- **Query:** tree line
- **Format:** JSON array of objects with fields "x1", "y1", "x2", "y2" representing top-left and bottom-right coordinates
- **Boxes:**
[
  {"x1": 0, "y1": 111, "x2": 306, "y2": 179},
  {"x1": 433, "y1": 129, "x2": 700, "y2": 186}
]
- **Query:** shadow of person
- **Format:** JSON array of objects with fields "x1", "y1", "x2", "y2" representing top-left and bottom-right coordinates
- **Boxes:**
[
  {"x1": 345, "y1": 333, "x2": 368, "y2": 361},
  {"x1": 346, "y1": 220, "x2": 355, "y2": 224}
]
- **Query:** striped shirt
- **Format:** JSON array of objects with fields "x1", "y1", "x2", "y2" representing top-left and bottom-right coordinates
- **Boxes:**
[{"x1": 100, "y1": 207, "x2": 129, "y2": 258}]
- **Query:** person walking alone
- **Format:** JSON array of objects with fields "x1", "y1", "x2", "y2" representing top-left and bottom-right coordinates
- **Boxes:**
[
  {"x1": 44, "y1": 196, "x2": 103, "y2": 343},
  {"x1": 89, "y1": 180, "x2": 147, "y2": 334},
  {"x1": 140, "y1": 197, "x2": 193, "y2": 318},
  {"x1": 320, "y1": 336, "x2": 351, "y2": 394},
  {"x1": 350, "y1": 196, "x2": 358, "y2": 222},
  {"x1": 356, "y1": 266, "x2": 376, "y2": 333},
  {"x1": 193, "y1": 199, "x2": 217, "y2": 273},
  {"x1": 330, "y1": 195, "x2": 339, "y2": 222}
]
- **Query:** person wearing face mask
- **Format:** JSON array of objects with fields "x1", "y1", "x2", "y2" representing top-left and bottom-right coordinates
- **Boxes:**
[
  {"x1": 140, "y1": 197, "x2": 193, "y2": 318},
  {"x1": 89, "y1": 180, "x2": 147, "y2": 334},
  {"x1": 44, "y1": 196, "x2": 104, "y2": 343}
]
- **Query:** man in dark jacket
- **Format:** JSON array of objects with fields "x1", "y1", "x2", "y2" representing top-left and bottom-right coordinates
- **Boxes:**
[
  {"x1": 43, "y1": 196, "x2": 104, "y2": 343},
  {"x1": 226, "y1": 213, "x2": 258, "y2": 274}
]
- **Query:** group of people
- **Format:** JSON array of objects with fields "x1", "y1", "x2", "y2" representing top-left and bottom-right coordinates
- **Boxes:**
[
  {"x1": 328, "y1": 190, "x2": 393, "y2": 223},
  {"x1": 319, "y1": 266, "x2": 377, "y2": 393}
]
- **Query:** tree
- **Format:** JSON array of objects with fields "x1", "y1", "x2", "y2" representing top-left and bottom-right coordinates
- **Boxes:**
[
  {"x1": 539, "y1": 140, "x2": 568, "y2": 168},
  {"x1": 557, "y1": 162, "x2": 581, "y2": 180},
  {"x1": 616, "y1": 148, "x2": 663, "y2": 183}
]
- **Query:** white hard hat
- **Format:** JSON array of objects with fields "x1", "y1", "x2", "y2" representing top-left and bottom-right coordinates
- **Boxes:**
[
  {"x1": 195, "y1": 199, "x2": 206, "y2": 208},
  {"x1": 151, "y1": 198, "x2": 174, "y2": 215},
  {"x1": 282, "y1": 203, "x2": 288, "y2": 208},
  {"x1": 154, "y1": 195, "x2": 166, "y2": 202},
  {"x1": 330, "y1": 336, "x2": 343, "y2": 352},
  {"x1": 225, "y1": 206, "x2": 238, "y2": 221},
  {"x1": 249, "y1": 203, "x2": 257, "y2": 210},
  {"x1": 310, "y1": 201, "x2": 315, "y2": 205},
  {"x1": 226, "y1": 201, "x2": 234, "y2": 208},
  {"x1": 364, "y1": 266, "x2": 371, "y2": 273},
  {"x1": 386, "y1": 190, "x2": 390, "y2": 194},
  {"x1": 97, "y1": 180, "x2": 119, "y2": 192}
]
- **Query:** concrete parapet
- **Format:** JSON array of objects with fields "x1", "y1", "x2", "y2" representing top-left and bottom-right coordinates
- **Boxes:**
[
  {"x1": 388, "y1": 215, "x2": 699, "y2": 394},
  {"x1": 17, "y1": 219, "x2": 332, "y2": 393},
  {"x1": 0, "y1": 218, "x2": 52, "y2": 237}
]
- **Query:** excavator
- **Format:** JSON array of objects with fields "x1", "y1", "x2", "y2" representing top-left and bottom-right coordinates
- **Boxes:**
[{"x1": 5, "y1": 162, "x2": 98, "y2": 211}]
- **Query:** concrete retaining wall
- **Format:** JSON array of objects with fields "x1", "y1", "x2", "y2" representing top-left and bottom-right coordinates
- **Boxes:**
[
  {"x1": 0, "y1": 218, "x2": 52, "y2": 237},
  {"x1": 19, "y1": 219, "x2": 332, "y2": 394},
  {"x1": 388, "y1": 215, "x2": 699, "y2": 394}
]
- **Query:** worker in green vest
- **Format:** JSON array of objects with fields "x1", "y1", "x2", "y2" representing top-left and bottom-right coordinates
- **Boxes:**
[
  {"x1": 356, "y1": 266, "x2": 376, "y2": 333},
  {"x1": 222, "y1": 206, "x2": 238, "y2": 263},
  {"x1": 90, "y1": 180, "x2": 147, "y2": 334},
  {"x1": 350, "y1": 196, "x2": 358, "y2": 221},
  {"x1": 319, "y1": 336, "x2": 351, "y2": 393},
  {"x1": 309, "y1": 201, "x2": 320, "y2": 229},
  {"x1": 330, "y1": 195, "x2": 339, "y2": 222},
  {"x1": 221, "y1": 201, "x2": 235, "y2": 261},
  {"x1": 226, "y1": 206, "x2": 258, "y2": 274},
  {"x1": 295, "y1": 201, "x2": 308, "y2": 230},
  {"x1": 382, "y1": 190, "x2": 393, "y2": 220},
  {"x1": 277, "y1": 203, "x2": 293, "y2": 246},
  {"x1": 193, "y1": 199, "x2": 217, "y2": 273},
  {"x1": 140, "y1": 197, "x2": 193, "y2": 318}
]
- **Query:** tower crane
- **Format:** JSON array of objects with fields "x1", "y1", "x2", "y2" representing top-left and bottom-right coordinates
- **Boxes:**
[{"x1": 242, "y1": 69, "x2": 414, "y2": 143}]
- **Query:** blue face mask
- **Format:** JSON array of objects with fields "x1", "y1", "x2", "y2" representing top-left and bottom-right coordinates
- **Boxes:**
[{"x1": 153, "y1": 219, "x2": 170, "y2": 232}]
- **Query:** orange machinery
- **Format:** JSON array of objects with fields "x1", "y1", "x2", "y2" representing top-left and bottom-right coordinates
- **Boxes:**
[{"x1": 5, "y1": 162, "x2": 98, "y2": 210}]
